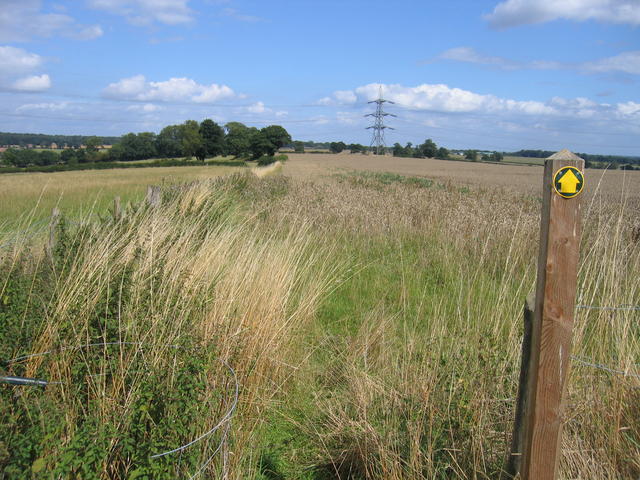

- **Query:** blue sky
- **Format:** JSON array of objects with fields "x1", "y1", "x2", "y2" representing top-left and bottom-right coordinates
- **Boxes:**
[{"x1": 0, "y1": 0, "x2": 638, "y2": 155}]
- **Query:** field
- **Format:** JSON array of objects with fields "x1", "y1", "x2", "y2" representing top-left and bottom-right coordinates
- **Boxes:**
[
  {"x1": 0, "y1": 163, "x2": 246, "y2": 228},
  {"x1": 1, "y1": 155, "x2": 639, "y2": 479},
  {"x1": 282, "y1": 153, "x2": 640, "y2": 202}
]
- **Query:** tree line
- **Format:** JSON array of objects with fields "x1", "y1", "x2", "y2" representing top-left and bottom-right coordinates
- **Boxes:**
[
  {"x1": 1, "y1": 120, "x2": 292, "y2": 167},
  {"x1": 509, "y1": 149, "x2": 639, "y2": 167},
  {"x1": 392, "y1": 139, "x2": 451, "y2": 159},
  {"x1": 0, "y1": 132, "x2": 120, "y2": 148}
]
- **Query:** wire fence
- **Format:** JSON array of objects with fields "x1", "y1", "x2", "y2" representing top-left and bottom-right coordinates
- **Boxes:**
[
  {"x1": 572, "y1": 298, "x2": 639, "y2": 383},
  {"x1": 0, "y1": 212, "x2": 107, "y2": 252},
  {"x1": 577, "y1": 304, "x2": 640, "y2": 311},
  {"x1": 0, "y1": 219, "x2": 50, "y2": 251},
  {"x1": 2, "y1": 341, "x2": 239, "y2": 478}
]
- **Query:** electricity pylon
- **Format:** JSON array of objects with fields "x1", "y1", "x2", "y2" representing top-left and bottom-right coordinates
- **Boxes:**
[{"x1": 365, "y1": 86, "x2": 396, "y2": 155}]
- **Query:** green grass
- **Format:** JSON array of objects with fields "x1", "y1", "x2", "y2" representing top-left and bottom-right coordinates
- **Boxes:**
[{"x1": 0, "y1": 163, "x2": 245, "y2": 229}]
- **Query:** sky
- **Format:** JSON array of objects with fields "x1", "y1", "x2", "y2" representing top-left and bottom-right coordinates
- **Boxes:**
[{"x1": 0, "y1": 0, "x2": 639, "y2": 155}]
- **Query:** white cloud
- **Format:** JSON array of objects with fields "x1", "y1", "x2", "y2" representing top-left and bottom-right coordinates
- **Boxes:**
[
  {"x1": 485, "y1": 0, "x2": 640, "y2": 29},
  {"x1": 0, "y1": 0, "x2": 102, "y2": 42},
  {"x1": 16, "y1": 102, "x2": 68, "y2": 112},
  {"x1": 12, "y1": 74, "x2": 51, "y2": 92},
  {"x1": 126, "y1": 103, "x2": 162, "y2": 112},
  {"x1": 336, "y1": 111, "x2": 361, "y2": 125},
  {"x1": 349, "y1": 83, "x2": 556, "y2": 115},
  {"x1": 103, "y1": 75, "x2": 238, "y2": 103},
  {"x1": 0, "y1": 46, "x2": 43, "y2": 75},
  {"x1": 583, "y1": 51, "x2": 640, "y2": 75},
  {"x1": 221, "y1": 8, "x2": 264, "y2": 23},
  {"x1": 88, "y1": 0, "x2": 194, "y2": 25},
  {"x1": 438, "y1": 46, "x2": 640, "y2": 76},
  {"x1": 318, "y1": 90, "x2": 358, "y2": 106},
  {"x1": 246, "y1": 101, "x2": 266, "y2": 113},
  {"x1": 617, "y1": 101, "x2": 640, "y2": 117},
  {"x1": 439, "y1": 47, "x2": 521, "y2": 70},
  {"x1": 72, "y1": 24, "x2": 104, "y2": 40}
]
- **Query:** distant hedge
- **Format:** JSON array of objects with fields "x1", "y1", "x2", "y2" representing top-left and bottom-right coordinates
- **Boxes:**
[{"x1": 0, "y1": 158, "x2": 246, "y2": 174}]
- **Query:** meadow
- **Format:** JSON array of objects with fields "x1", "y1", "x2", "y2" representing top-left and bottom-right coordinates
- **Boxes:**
[
  {"x1": 0, "y1": 158, "x2": 638, "y2": 479},
  {"x1": 0, "y1": 163, "x2": 245, "y2": 228}
]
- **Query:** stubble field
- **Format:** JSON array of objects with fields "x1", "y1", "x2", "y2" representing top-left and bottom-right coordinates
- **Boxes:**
[{"x1": 283, "y1": 152, "x2": 640, "y2": 202}]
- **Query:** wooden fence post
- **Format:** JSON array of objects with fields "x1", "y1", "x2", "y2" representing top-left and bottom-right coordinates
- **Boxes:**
[
  {"x1": 515, "y1": 149, "x2": 584, "y2": 480},
  {"x1": 146, "y1": 185, "x2": 161, "y2": 207},
  {"x1": 113, "y1": 196, "x2": 122, "y2": 221},
  {"x1": 503, "y1": 294, "x2": 535, "y2": 479},
  {"x1": 47, "y1": 207, "x2": 60, "y2": 261}
]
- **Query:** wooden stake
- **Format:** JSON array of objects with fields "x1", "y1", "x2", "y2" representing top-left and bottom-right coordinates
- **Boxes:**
[
  {"x1": 520, "y1": 149, "x2": 584, "y2": 480},
  {"x1": 113, "y1": 196, "x2": 122, "y2": 221},
  {"x1": 146, "y1": 185, "x2": 161, "y2": 207},
  {"x1": 47, "y1": 207, "x2": 60, "y2": 262},
  {"x1": 503, "y1": 294, "x2": 535, "y2": 479}
]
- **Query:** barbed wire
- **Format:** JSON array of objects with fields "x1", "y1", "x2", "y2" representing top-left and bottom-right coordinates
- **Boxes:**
[
  {"x1": 576, "y1": 304, "x2": 640, "y2": 311},
  {"x1": 0, "y1": 220, "x2": 49, "y2": 250},
  {"x1": 572, "y1": 355, "x2": 640, "y2": 380},
  {"x1": 4, "y1": 340, "x2": 238, "y2": 478}
]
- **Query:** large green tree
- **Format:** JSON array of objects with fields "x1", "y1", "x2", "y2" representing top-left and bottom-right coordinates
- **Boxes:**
[
  {"x1": 260, "y1": 125, "x2": 291, "y2": 154},
  {"x1": 249, "y1": 131, "x2": 275, "y2": 159},
  {"x1": 224, "y1": 122, "x2": 255, "y2": 158},
  {"x1": 156, "y1": 125, "x2": 183, "y2": 158},
  {"x1": 418, "y1": 139, "x2": 438, "y2": 158},
  {"x1": 180, "y1": 120, "x2": 204, "y2": 161},
  {"x1": 329, "y1": 141, "x2": 347, "y2": 153},
  {"x1": 199, "y1": 119, "x2": 225, "y2": 160}
]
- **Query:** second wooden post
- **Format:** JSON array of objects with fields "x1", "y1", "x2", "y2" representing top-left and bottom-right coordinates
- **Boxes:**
[{"x1": 520, "y1": 149, "x2": 584, "y2": 480}]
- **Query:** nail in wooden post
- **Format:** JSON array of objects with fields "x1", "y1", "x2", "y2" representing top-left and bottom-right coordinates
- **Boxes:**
[{"x1": 521, "y1": 149, "x2": 584, "y2": 480}]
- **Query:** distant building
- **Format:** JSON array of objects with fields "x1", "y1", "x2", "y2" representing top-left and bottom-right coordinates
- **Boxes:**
[{"x1": 51, "y1": 142, "x2": 58, "y2": 149}]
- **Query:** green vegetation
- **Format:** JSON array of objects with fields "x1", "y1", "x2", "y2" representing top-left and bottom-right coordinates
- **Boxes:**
[
  {"x1": 1, "y1": 169, "x2": 638, "y2": 479},
  {"x1": 1, "y1": 121, "x2": 292, "y2": 170},
  {"x1": 392, "y1": 139, "x2": 450, "y2": 159},
  {"x1": 0, "y1": 163, "x2": 244, "y2": 227},
  {"x1": 0, "y1": 132, "x2": 121, "y2": 148}
]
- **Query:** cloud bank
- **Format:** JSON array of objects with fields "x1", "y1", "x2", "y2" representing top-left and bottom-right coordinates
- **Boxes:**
[
  {"x1": 0, "y1": 0, "x2": 102, "y2": 42},
  {"x1": 103, "y1": 75, "x2": 239, "y2": 103},
  {"x1": 485, "y1": 0, "x2": 640, "y2": 29},
  {"x1": 88, "y1": 0, "x2": 194, "y2": 26},
  {"x1": 438, "y1": 47, "x2": 640, "y2": 76}
]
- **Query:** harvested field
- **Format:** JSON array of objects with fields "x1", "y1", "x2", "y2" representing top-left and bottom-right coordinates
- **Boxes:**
[{"x1": 282, "y1": 153, "x2": 640, "y2": 201}]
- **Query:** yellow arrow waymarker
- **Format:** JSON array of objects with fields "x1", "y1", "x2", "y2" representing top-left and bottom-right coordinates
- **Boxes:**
[
  {"x1": 558, "y1": 169, "x2": 580, "y2": 193},
  {"x1": 553, "y1": 166, "x2": 584, "y2": 199}
]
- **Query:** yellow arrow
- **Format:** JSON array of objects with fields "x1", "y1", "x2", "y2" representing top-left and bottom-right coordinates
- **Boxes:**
[{"x1": 558, "y1": 169, "x2": 580, "y2": 194}]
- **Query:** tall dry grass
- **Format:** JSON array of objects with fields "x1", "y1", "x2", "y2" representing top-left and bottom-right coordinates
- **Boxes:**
[
  {"x1": 266, "y1": 172, "x2": 639, "y2": 479},
  {"x1": 1, "y1": 174, "x2": 335, "y2": 478}
]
